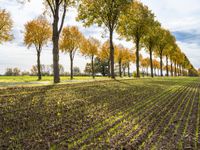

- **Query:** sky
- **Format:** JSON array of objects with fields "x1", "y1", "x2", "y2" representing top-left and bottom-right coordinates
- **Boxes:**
[{"x1": 0, "y1": 0, "x2": 199, "y2": 74}]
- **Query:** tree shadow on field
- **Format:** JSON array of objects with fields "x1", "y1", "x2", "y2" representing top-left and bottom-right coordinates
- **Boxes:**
[
  {"x1": 113, "y1": 79, "x2": 135, "y2": 86},
  {"x1": 0, "y1": 84, "x2": 57, "y2": 149},
  {"x1": 1, "y1": 78, "x2": 177, "y2": 149},
  {"x1": 0, "y1": 81, "x2": 118, "y2": 149}
]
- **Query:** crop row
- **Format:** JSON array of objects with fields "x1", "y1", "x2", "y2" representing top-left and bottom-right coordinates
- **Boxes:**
[{"x1": 0, "y1": 78, "x2": 199, "y2": 149}]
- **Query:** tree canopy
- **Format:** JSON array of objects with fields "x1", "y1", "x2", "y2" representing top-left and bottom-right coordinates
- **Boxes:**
[
  {"x1": 60, "y1": 26, "x2": 83, "y2": 79},
  {"x1": 24, "y1": 16, "x2": 51, "y2": 50},
  {"x1": 0, "y1": 9, "x2": 13, "y2": 44},
  {"x1": 117, "y1": 1, "x2": 155, "y2": 77}
]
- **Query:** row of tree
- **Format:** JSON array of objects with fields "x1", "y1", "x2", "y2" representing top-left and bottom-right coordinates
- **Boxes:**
[
  {"x1": 4, "y1": 65, "x2": 81, "y2": 76},
  {"x1": 0, "y1": 0, "x2": 199, "y2": 82}
]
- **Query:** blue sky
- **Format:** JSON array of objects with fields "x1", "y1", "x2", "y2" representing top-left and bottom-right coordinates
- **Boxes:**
[{"x1": 0, "y1": 0, "x2": 199, "y2": 74}]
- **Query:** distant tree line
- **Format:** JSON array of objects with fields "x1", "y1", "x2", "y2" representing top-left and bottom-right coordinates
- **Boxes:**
[{"x1": 4, "y1": 65, "x2": 82, "y2": 76}]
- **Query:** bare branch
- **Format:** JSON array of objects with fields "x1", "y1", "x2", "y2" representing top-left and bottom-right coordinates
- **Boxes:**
[
  {"x1": 0, "y1": 23, "x2": 6, "y2": 32},
  {"x1": 58, "y1": 2, "x2": 67, "y2": 34},
  {"x1": 46, "y1": 0, "x2": 55, "y2": 15},
  {"x1": 59, "y1": 0, "x2": 64, "y2": 5}
]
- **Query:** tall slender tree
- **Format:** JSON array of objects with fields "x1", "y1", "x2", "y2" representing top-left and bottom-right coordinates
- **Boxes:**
[
  {"x1": 0, "y1": 9, "x2": 13, "y2": 44},
  {"x1": 115, "y1": 44, "x2": 126, "y2": 77},
  {"x1": 117, "y1": 1, "x2": 154, "y2": 77},
  {"x1": 99, "y1": 40, "x2": 111, "y2": 77},
  {"x1": 164, "y1": 43, "x2": 175, "y2": 76},
  {"x1": 122, "y1": 48, "x2": 132, "y2": 77},
  {"x1": 24, "y1": 17, "x2": 51, "y2": 80},
  {"x1": 155, "y1": 28, "x2": 173, "y2": 76},
  {"x1": 153, "y1": 59, "x2": 160, "y2": 76},
  {"x1": 141, "y1": 57, "x2": 150, "y2": 77},
  {"x1": 143, "y1": 21, "x2": 160, "y2": 77},
  {"x1": 77, "y1": 0, "x2": 131, "y2": 79},
  {"x1": 21, "y1": 0, "x2": 76, "y2": 83},
  {"x1": 60, "y1": 26, "x2": 83, "y2": 80},
  {"x1": 80, "y1": 37, "x2": 100, "y2": 79}
]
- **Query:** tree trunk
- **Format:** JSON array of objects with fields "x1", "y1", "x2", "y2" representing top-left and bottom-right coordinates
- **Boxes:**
[
  {"x1": 123, "y1": 67, "x2": 126, "y2": 76},
  {"x1": 146, "y1": 67, "x2": 148, "y2": 76},
  {"x1": 142, "y1": 69, "x2": 145, "y2": 77},
  {"x1": 70, "y1": 52, "x2": 73, "y2": 80},
  {"x1": 91, "y1": 55, "x2": 95, "y2": 79},
  {"x1": 180, "y1": 66, "x2": 182, "y2": 76},
  {"x1": 109, "y1": 30, "x2": 115, "y2": 79},
  {"x1": 52, "y1": 9, "x2": 60, "y2": 83},
  {"x1": 37, "y1": 51, "x2": 42, "y2": 80},
  {"x1": 166, "y1": 55, "x2": 169, "y2": 76},
  {"x1": 108, "y1": 60, "x2": 110, "y2": 77},
  {"x1": 178, "y1": 64, "x2": 180, "y2": 76},
  {"x1": 174, "y1": 61, "x2": 177, "y2": 76},
  {"x1": 136, "y1": 38, "x2": 140, "y2": 78},
  {"x1": 128, "y1": 63, "x2": 130, "y2": 77},
  {"x1": 119, "y1": 60, "x2": 122, "y2": 77},
  {"x1": 149, "y1": 47, "x2": 153, "y2": 78},
  {"x1": 171, "y1": 61, "x2": 173, "y2": 76},
  {"x1": 102, "y1": 63, "x2": 105, "y2": 76},
  {"x1": 160, "y1": 53, "x2": 163, "y2": 76},
  {"x1": 154, "y1": 68, "x2": 156, "y2": 76}
]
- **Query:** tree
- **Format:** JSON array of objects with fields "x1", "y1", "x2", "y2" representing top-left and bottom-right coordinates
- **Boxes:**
[
  {"x1": 155, "y1": 28, "x2": 172, "y2": 76},
  {"x1": 170, "y1": 45, "x2": 181, "y2": 76},
  {"x1": 164, "y1": 45, "x2": 173, "y2": 76},
  {"x1": 13, "y1": 68, "x2": 21, "y2": 76},
  {"x1": 84, "y1": 57, "x2": 109, "y2": 76},
  {"x1": 50, "y1": 64, "x2": 65, "y2": 75},
  {"x1": 77, "y1": 0, "x2": 131, "y2": 79},
  {"x1": 117, "y1": 1, "x2": 154, "y2": 78},
  {"x1": 181, "y1": 54, "x2": 191, "y2": 76},
  {"x1": 80, "y1": 37, "x2": 100, "y2": 79},
  {"x1": 115, "y1": 44, "x2": 126, "y2": 77},
  {"x1": 73, "y1": 66, "x2": 80, "y2": 75},
  {"x1": 5, "y1": 68, "x2": 21, "y2": 76},
  {"x1": 168, "y1": 44, "x2": 177, "y2": 76},
  {"x1": 122, "y1": 48, "x2": 132, "y2": 77},
  {"x1": 84, "y1": 63, "x2": 91, "y2": 75},
  {"x1": 24, "y1": 17, "x2": 51, "y2": 80},
  {"x1": 98, "y1": 40, "x2": 110, "y2": 77},
  {"x1": 153, "y1": 59, "x2": 159, "y2": 76},
  {"x1": 0, "y1": 9, "x2": 13, "y2": 44},
  {"x1": 163, "y1": 36, "x2": 176, "y2": 77},
  {"x1": 141, "y1": 57, "x2": 150, "y2": 77},
  {"x1": 30, "y1": 65, "x2": 51, "y2": 76},
  {"x1": 46, "y1": 0, "x2": 75, "y2": 83},
  {"x1": 31, "y1": 65, "x2": 38, "y2": 76},
  {"x1": 95, "y1": 57, "x2": 109, "y2": 76},
  {"x1": 143, "y1": 21, "x2": 160, "y2": 77},
  {"x1": 176, "y1": 52, "x2": 185, "y2": 76},
  {"x1": 21, "y1": 71, "x2": 30, "y2": 76},
  {"x1": 60, "y1": 26, "x2": 83, "y2": 80},
  {"x1": 20, "y1": 0, "x2": 76, "y2": 83},
  {"x1": 5, "y1": 68, "x2": 13, "y2": 76},
  {"x1": 174, "y1": 49, "x2": 183, "y2": 76}
]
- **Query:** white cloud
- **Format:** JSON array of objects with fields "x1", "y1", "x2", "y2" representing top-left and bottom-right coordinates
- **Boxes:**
[
  {"x1": 177, "y1": 41, "x2": 200, "y2": 69},
  {"x1": 141, "y1": 0, "x2": 200, "y2": 32},
  {"x1": 141, "y1": 0, "x2": 200, "y2": 69}
]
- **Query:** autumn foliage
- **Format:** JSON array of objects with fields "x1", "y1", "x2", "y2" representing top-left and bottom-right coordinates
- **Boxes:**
[{"x1": 0, "y1": 9, "x2": 13, "y2": 43}]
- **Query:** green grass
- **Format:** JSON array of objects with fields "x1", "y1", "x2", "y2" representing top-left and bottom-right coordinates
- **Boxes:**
[
  {"x1": 0, "y1": 77, "x2": 199, "y2": 149},
  {"x1": 0, "y1": 75, "x2": 195, "y2": 88},
  {"x1": 0, "y1": 76, "x2": 111, "y2": 87},
  {"x1": 0, "y1": 75, "x2": 109, "y2": 82}
]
